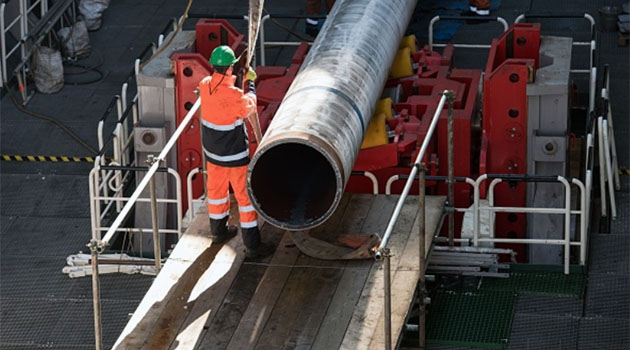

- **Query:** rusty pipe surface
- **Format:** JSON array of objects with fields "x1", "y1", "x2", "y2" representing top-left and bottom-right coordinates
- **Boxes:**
[{"x1": 247, "y1": 0, "x2": 418, "y2": 230}]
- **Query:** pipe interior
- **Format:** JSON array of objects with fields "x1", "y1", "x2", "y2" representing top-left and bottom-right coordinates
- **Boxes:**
[{"x1": 250, "y1": 143, "x2": 338, "y2": 229}]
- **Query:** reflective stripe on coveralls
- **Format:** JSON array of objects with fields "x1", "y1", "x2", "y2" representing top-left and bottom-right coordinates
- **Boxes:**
[
  {"x1": 199, "y1": 73, "x2": 256, "y2": 167},
  {"x1": 205, "y1": 162, "x2": 258, "y2": 228}
]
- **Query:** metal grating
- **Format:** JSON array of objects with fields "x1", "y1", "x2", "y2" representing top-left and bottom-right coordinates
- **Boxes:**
[
  {"x1": 508, "y1": 313, "x2": 578, "y2": 350},
  {"x1": 47, "y1": 299, "x2": 139, "y2": 348},
  {"x1": 66, "y1": 274, "x2": 154, "y2": 302},
  {"x1": 611, "y1": 189, "x2": 630, "y2": 235},
  {"x1": 427, "y1": 290, "x2": 515, "y2": 349},
  {"x1": 0, "y1": 256, "x2": 74, "y2": 299},
  {"x1": 0, "y1": 216, "x2": 91, "y2": 258},
  {"x1": 577, "y1": 317, "x2": 630, "y2": 349},
  {"x1": 0, "y1": 298, "x2": 67, "y2": 344},
  {"x1": 588, "y1": 233, "x2": 630, "y2": 274},
  {"x1": 513, "y1": 294, "x2": 583, "y2": 316},
  {"x1": 0, "y1": 174, "x2": 90, "y2": 218},
  {"x1": 585, "y1": 273, "x2": 630, "y2": 319},
  {"x1": 479, "y1": 265, "x2": 587, "y2": 299}
]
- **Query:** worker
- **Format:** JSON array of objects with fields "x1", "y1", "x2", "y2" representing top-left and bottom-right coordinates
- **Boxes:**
[
  {"x1": 305, "y1": 0, "x2": 336, "y2": 37},
  {"x1": 467, "y1": 0, "x2": 490, "y2": 16},
  {"x1": 199, "y1": 45, "x2": 274, "y2": 258}
]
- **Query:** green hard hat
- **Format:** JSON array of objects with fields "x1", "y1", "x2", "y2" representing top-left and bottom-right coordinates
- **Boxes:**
[{"x1": 210, "y1": 45, "x2": 238, "y2": 67}]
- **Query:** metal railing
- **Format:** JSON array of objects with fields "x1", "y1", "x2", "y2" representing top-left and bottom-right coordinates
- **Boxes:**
[
  {"x1": 1, "y1": 0, "x2": 76, "y2": 103},
  {"x1": 0, "y1": 0, "x2": 49, "y2": 86},
  {"x1": 187, "y1": 12, "x2": 327, "y2": 66},
  {"x1": 85, "y1": 17, "x2": 183, "y2": 350},
  {"x1": 375, "y1": 90, "x2": 454, "y2": 350},
  {"x1": 597, "y1": 64, "x2": 620, "y2": 224},
  {"x1": 90, "y1": 17, "x2": 179, "y2": 236},
  {"x1": 473, "y1": 174, "x2": 587, "y2": 273},
  {"x1": 88, "y1": 96, "x2": 201, "y2": 350},
  {"x1": 428, "y1": 15, "x2": 509, "y2": 51},
  {"x1": 514, "y1": 13, "x2": 596, "y2": 74}
]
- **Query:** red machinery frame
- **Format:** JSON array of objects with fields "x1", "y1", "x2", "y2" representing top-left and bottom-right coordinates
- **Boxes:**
[
  {"x1": 481, "y1": 23, "x2": 540, "y2": 259},
  {"x1": 173, "y1": 20, "x2": 543, "y2": 262}
]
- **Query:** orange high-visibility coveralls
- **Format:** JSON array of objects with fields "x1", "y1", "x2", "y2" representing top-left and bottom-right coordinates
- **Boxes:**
[{"x1": 199, "y1": 72, "x2": 259, "y2": 248}]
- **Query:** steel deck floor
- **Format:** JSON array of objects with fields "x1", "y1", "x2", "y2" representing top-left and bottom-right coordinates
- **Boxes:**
[{"x1": 1, "y1": 0, "x2": 629, "y2": 349}]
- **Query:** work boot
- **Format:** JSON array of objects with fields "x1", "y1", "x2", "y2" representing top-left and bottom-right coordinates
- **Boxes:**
[
  {"x1": 242, "y1": 226, "x2": 275, "y2": 258},
  {"x1": 209, "y1": 218, "x2": 237, "y2": 244},
  {"x1": 245, "y1": 241, "x2": 276, "y2": 259}
]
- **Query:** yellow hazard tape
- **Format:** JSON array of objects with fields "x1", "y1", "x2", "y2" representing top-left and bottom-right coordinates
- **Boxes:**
[
  {"x1": 620, "y1": 168, "x2": 630, "y2": 176},
  {"x1": 0, "y1": 155, "x2": 105, "y2": 163}
]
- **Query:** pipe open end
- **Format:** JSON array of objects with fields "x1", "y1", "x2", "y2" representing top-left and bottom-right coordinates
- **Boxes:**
[{"x1": 248, "y1": 138, "x2": 343, "y2": 231}]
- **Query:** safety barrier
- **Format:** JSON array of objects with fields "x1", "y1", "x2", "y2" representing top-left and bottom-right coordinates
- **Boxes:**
[
  {"x1": 428, "y1": 15, "x2": 509, "y2": 51},
  {"x1": 187, "y1": 12, "x2": 328, "y2": 66},
  {"x1": 88, "y1": 162, "x2": 183, "y2": 248},
  {"x1": 92, "y1": 17, "x2": 178, "y2": 225},
  {"x1": 375, "y1": 90, "x2": 454, "y2": 350},
  {"x1": 0, "y1": 0, "x2": 49, "y2": 90},
  {"x1": 514, "y1": 13, "x2": 596, "y2": 74},
  {"x1": 0, "y1": 0, "x2": 76, "y2": 103},
  {"x1": 597, "y1": 64, "x2": 620, "y2": 223},
  {"x1": 87, "y1": 87, "x2": 200, "y2": 349},
  {"x1": 473, "y1": 174, "x2": 587, "y2": 273}
]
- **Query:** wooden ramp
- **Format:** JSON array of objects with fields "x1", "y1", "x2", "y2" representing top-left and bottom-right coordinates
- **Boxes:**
[{"x1": 113, "y1": 194, "x2": 445, "y2": 350}]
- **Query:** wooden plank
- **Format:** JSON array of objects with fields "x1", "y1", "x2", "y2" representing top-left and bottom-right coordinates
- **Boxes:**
[
  {"x1": 169, "y1": 234, "x2": 246, "y2": 349},
  {"x1": 339, "y1": 195, "x2": 420, "y2": 350},
  {"x1": 255, "y1": 194, "x2": 376, "y2": 350},
  {"x1": 113, "y1": 212, "x2": 221, "y2": 349},
  {"x1": 224, "y1": 232, "x2": 300, "y2": 349},
  {"x1": 310, "y1": 194, "x2": 355, "y2": 242},
  {"x1": 195, "y1": 224, "x2": 286, "y2": 349},
  {"x1": 253, "y1": 255, "x2": 344, "y2": 350},
  {"x1": 368, "y1": 196, "x2": 445, "y2": 349},
  {"x1": 311, "y1": 194, "x2": 396, "y2": 350}
]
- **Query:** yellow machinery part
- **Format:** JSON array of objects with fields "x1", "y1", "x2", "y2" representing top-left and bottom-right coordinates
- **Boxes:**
[
  {"x1": 375, "y1": 97, "x2": 393, "y2": 120},
  {"x1": 361, "y1": 112, "x2": 389, "y2": 149},
  {"x1": 399, "y1": 34, "x2": 417, "y2": 52},
  {"x1": 389, "y1": 47, "x2": 413, "y2": 79}
]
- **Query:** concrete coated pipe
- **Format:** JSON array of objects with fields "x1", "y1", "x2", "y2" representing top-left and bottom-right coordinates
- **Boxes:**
[{"x1": 247, "y1": 0, "x2": 418, "y2": 230}]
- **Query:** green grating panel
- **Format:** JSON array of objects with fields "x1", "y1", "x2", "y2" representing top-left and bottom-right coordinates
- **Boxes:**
[
  {"x1": 425, "y1": 290, "x2": 516, "y2": 349},
  {"x1": 479, "y1": 265, "x2": 586, "y2": 299}
]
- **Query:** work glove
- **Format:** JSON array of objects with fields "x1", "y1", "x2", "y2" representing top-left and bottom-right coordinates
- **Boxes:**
[{"x1": 246, "y1": 67, "x2": 257, "y2": 82}]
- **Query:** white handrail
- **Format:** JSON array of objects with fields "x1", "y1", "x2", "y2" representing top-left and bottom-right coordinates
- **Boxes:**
[
  {"x1": 99, "y1": 98, "x2": 200, "y2": 246},
  {"x1": 473, "y1": 175, "x2": 587, "y2": 274},
  {"x1": 428, "y1": 15, "x2": 509, "y2": 51}
]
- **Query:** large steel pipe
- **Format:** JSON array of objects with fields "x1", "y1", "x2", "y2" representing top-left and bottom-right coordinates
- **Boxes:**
[{"x1": 247, "y1": 0, "x2": 418, "y2": 230}]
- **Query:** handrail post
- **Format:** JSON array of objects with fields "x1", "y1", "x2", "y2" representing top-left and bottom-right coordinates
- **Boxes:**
[
  {"x1": 89, "y1": 239, "x2": 103, "y2": 350},
  {"x1": 383, "y1": 247, "x2": 392, "y2": 350},
  {"x1": 558, "y1": 176, "x2": 571, "y2": 275},
  {"x1": 444, "y1": 90, "x2": 455, "y2": 247},
  {"x1": 147, "y1": 155, "x2": 162, "y2": 272},
  {"x1": 418, "y1": 164, "x2": 427, "y2": 349}
]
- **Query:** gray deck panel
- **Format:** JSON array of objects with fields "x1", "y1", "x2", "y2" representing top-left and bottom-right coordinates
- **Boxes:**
[
  {"x1": 585, "y1": 273, "x2": 630, "y2": 319},
  {"x1": 508, "y1": 313, "x2": 579, "y2": 350}
]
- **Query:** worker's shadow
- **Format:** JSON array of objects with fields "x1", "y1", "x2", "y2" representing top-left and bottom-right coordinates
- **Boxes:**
[{"x1": 114, "y1": 236, "x2": 243, "y2": 350}]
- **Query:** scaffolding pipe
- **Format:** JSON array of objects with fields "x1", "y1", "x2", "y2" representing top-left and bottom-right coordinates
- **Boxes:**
[
  {"x1": 383, "y1": 248, "x2": 392, "y2": 350},
  {"x1": 418, "y1": 164, "x2": 427, "y2": 349},
  {"x1": 446, "y1": 91, "x2": 455, "y2": 246},
  {"x1": 247, "y1": 0, "x2": 418, "y2": 230},
  {"x1": 148, "y1": 156, "x2": 162, "y2": 273},
  {"x1": 89, "y1": 240, "x2": 103, "y2": 350}
]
